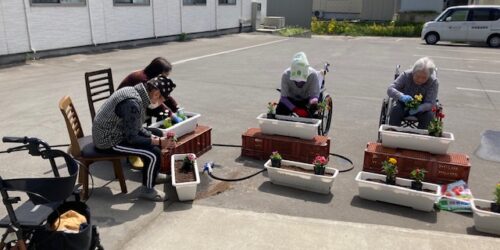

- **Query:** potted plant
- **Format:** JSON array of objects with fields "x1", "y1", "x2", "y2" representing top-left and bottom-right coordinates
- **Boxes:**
[
  {"x1": 171, "y1": 153, "x2": 200, "y2": 201},
  {"x1": 405, "y1": 93, "x2": 423, "y2": 110},
  {"x1": 493, "y1": 183, "x2": 500, "y2": 213},
  {"x1": 312, "y1": 155, "x2": 328, "y2": 175},
  {"x1": 163, "y1": 117, "x2": 173, "y2": 129},
  {"x1": 471, "y1": 183, "x2": 500, "y2": 235},
  {"x1": 264, "y1": 158, "x2": 339, "y2": 194},
  {"x1": 270, "y1": 151, "x2": 282, "y2": 168},
  {"x1": 267, "y1": 102, "x2": 277, "y2": 119},
  {"x1": 163, "y1": 131, "x2": 177, "y2": 150},
  {"x1": 428, "y1": 106, "x2": 445, "y2": 137},
  {"x1": 381, "y1": 158, "x2": 398, "y2": 185},
  {"x1": 409, "y1": 168, "x2": 427, "y2": 191},
  {"x1": 150, "y1": 111, "x2": 202, "y2": 138}
]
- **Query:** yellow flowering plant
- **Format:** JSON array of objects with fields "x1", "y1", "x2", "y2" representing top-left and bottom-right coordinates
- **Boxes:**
[
  {"x1": 495, "y1": 183, "x2": 500, "y2": 205},
  {"x1": 405, "y1": 94, "x2": 423, "y2": 109},
  {"x1": 381, "y1": 158, "x2": 398, "y2": 184}
]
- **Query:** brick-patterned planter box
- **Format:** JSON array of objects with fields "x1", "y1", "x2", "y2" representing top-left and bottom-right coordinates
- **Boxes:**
[
  {"x1": 241, "y1": 128, "x2": 330, "y2": 164},
  {"x1": 363, "y1": 142, "x2": 470, "y2": 184},
  {"x1": 160, "y1": 125, "x2": 212, "y2": 174}
]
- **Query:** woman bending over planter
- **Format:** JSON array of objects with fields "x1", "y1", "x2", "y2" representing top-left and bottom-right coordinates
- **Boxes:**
[
  {"x1": 276, "y1": 52, "x2": 322, "y2": 118},
  {"x1": 387, "y1": 57, "x2": 439, "y2": 129}
]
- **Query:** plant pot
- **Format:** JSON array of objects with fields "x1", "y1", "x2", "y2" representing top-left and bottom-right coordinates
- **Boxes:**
[
  {"x1": 411, "y1": 181, "x2": 423, "y2": 191},
  {"x1": 386, "y1": 176, "x2": 396, "y2": 185},
  {"x1": 257, "y1": 113, "x2": 321, "y2": 140},
  {"x1": 264, "y1": 159, "x2": 338, "y2": 194},
  {"x1": 379, "y1": 125, "x2": 454, "y2": 155},
  {"x1": 267, "y1": 113, "x2": 276, "y2": 119},
  {"x1": 314, "y1": 166, "x2": 325, "y2": 175},
  {"x1": 355, "y1": 171, "x2": 441, "y2": 212},
  {"x1": 150, "y1": 111, "x2": 201, "y2": 138},
  {"x1": 171, "y1": 154, "x2": 200, "y2": 201},
  {"x1": 471, "y1": 199, "x2": 500, "y2": 235},
  {"x1": 271, "y1": 159, "x2": 281, "y2": 168}
]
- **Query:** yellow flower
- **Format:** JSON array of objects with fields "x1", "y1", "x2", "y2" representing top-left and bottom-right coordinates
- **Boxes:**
[
  {"x1": 414, "y1": 94, "x2": 423, "y2": 102},
  {"x1": 388, "y1": 158, "x2": 397, "y2": 165},
  {"x1": 497, "y1": 183, "x2": 500, "y2": 188}
]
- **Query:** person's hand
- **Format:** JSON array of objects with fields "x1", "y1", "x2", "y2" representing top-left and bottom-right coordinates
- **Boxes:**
[
  {"x1": 151, "y1": 136, "x2": 160, "y2": 146},
  {"x1": 399, "y1": 95, "x2": 413, "y2": 103},
  {"x1": 292, "y1": 107, "x2": 309, "y2": 117},
  {"x1": 171, "y1": 114, "x2": 183, "y2": 124}
]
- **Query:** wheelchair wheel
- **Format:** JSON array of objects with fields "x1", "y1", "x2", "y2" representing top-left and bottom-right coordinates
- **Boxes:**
[
  {"x1": 318, "y1": 94, "x2": 333, "y2": 136},
  {"x1": 378, "y1": 98, "x2": 389, "y2": 142}
]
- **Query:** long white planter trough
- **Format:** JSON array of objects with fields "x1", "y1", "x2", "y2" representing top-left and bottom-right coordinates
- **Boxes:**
[
  {"x1": 471, "y1": 199, "x2": 500, "y2": 235},
  {"x1": 264, "y1": 159, "x2": 338, "y2": 194},
  {"x1": 379, "y1": 125, "x2": 454, "y2": 155},
  {"x1": 150, "y1": 112, "x2": 201, "y2": 138},
  {"x1": 257, "y1": 113, "x2": 321, "y2": 140},
  {"x1": 355, "y1": 171, "x2": 441, "y2": 212},
  {"x1": 171, "y1": 154, "x2": 200, "y2": 201}
]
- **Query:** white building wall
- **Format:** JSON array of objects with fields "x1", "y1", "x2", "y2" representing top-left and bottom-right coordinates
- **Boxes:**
[
  {"x1": 0, "y1": 0, "x2": 31, "y2": 54},
  {"x1": 26, "y1": 0, "x2": 92, "y2": 51},
  {"x1": 0, "y1": 0, "x2": 263, "y2": 56},
  {"x1": 400, "y1": 0, "x2": 443, "y2": 12}
]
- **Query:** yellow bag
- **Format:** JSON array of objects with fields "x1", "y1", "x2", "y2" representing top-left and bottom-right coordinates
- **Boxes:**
[{"x1": 52, "y1": 210, "x2": 87, "y2": 233}]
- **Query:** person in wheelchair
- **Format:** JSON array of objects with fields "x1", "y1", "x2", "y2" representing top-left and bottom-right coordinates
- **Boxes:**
[
  {"x1": 276, "y1": 52, "x2": 321, "y2": 118},
  {"x1": 387, "y1": 57, "x2": 439, "y2": 129}
]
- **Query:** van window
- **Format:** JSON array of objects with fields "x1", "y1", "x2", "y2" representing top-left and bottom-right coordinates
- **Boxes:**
[
  {"x1": 471, "y1": 9, "x2": 490, "y2": 21},
  {"x1": 440, "y1": 9, "x2": 469, "y2": 22},
  {"x1": 492, "y1": 9, "x2": 500, "y2": 21}
]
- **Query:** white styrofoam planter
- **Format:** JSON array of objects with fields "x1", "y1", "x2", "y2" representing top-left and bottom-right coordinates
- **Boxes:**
[
  {"x1": 264, "y1": 159, "x2": 339, "y2": 194},
  {"x1": 257, "y1": 113, "x2": 321, "y2": 140},
  {"x1": 471, "y1": 199, "x2": 500, "y2": 235},
  {"x1": 150, "y1": 112, "x2": 201, "y2": 138},
  {"x1": 355, "y1": 171, "x2": 441, "y2": 212},
  {"x1": 379, "y1": 125, "x2": 454, "y2": 155},
  {"x1": 171, "y1": 154, "x2": 200, "y2": 201}
]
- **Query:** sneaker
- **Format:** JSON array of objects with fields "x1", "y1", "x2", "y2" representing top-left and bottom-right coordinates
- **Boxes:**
[
  {"x1": 129, "y1": 156, "x2": 144, "y2": 170},
  {"x1": 155, "y1": 173, "x2": 169, "y2": 184},
  {"x1": 139, "y1": 187, "x2": 167, "y2": 202}
]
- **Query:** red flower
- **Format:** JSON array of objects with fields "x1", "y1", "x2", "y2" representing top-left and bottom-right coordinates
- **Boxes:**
[
  {"x1": 438, "y1": 113, "x2": 445, "y2": 119},
  {"x1": 432, "y1": 106, "x2": 437, "y2": 113}
]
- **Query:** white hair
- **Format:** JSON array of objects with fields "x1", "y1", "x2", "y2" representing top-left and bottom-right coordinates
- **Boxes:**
[{"x1": 412, "y1": 57, "x2": 436, "y2": 76}]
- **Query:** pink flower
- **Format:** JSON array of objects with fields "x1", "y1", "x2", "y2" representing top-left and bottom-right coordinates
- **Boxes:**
[
  {"x1": 166, "y1": 131, "x2": 176, "y2": 138},
  {"x1": 313, "y1": 155, "x2": 328, "y2": 165},
  {"x1": 187, "y1": 154, "x2": 196, "y2": 161}
]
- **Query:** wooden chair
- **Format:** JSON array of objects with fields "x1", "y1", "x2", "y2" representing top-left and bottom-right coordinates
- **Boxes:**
[
  {"x1": 85, "y1": 68, "x2": 114, "y2": 121},
  {"x1": 59, "y1": 95, "x2": 127, "y2": 200}
]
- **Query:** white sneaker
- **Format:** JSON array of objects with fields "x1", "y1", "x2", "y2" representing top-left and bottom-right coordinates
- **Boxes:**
[{"x1": 139, "y1": 187, "x2": 167, "y2": 202}]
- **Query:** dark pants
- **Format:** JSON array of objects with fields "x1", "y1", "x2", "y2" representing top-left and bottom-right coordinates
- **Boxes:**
[
  {"x1": 276, "y1": 99, "x2": 318, "y2": 118},
  {"x1": 389, "y1": 101, "x2": 433, "y2": 129},
  {"x1": 110, "y1": 128, "x2": 163, "y2": 188}
]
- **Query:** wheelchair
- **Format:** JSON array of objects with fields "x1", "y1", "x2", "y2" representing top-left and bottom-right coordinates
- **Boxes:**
[
  {"x1": 378, "y1": 65, "x2": 441, "y2": 142},
  {"x1": 0, "y1": 136, "x2": 103, "y2": 250},
  {"x1": 276, "y1": 63, "x2": 333, "y2": 136}
]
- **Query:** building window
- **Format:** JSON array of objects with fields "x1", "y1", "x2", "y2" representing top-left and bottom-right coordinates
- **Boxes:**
[
  {"x1": 114, "y1": 0, "x2": 150, "y2": 5},
  {"x1": 219, "y1": 0, "x2": 236, "y2": 5},
  {"x1": 183, "y1": 0, "x2": 207, "y2": 5},
  {"x1": 31, "y1": 0, "x2": 86, "y2": 5}
]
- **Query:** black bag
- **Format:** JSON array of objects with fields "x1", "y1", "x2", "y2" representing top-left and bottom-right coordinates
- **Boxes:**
[{"x1": 30, "y1": 201, "x2": 93, "y2": 250}]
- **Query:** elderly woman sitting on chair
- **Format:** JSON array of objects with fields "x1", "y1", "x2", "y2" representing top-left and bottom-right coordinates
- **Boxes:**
[
  {"x1": 276, "y1": 52, "x2": 321, "y2": 118},
  {"x1": 387, "y1": 57, "x2": 439, "y2": 129}
]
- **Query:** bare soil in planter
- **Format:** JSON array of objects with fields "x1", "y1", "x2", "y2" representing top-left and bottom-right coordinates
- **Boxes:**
[
  {"x1": 477, "y1": 206, "x2": 500, "y2": 213},
  {"x1": 385, "y1": 128, "x2": 426, "y2": 135},
  {"x1": 281, "y1": 165, "x2": 334, "y2": 177},
  {"x1": 174, "y1": 160, "x2": 196, "y2": 183},
  {"x1": 365, "y1": 178, "x2": 436, "y2": 194}
]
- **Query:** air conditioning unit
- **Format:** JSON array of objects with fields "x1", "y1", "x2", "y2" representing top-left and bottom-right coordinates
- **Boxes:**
[
  {"x1": 314, "y1": 10, "x2": 324, "y2": 18},
  {"x1": 263, "y1": 16, "x2": 286, "y2": 29}
]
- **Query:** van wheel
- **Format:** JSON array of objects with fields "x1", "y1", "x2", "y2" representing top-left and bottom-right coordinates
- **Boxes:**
[
  {"x1": 425, "y1": 32, "x2": 439, "y2": 45},
  {"x1": 487, "y1": 35, "x2": 500, "y2": 48}
]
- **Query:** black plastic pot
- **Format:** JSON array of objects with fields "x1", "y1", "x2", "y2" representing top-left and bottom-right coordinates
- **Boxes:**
[
  {"x1": 411, "y1": 181, "x2": 423, "y2": 191},
  {"x1": 314, "y1": 166, "x2": 325, "y2": 175},
  {"x1": 386, "y1": 176, "x2": 396, "y2": 185},
  {"x1": 267, "y1": 113, "x2": 276, "y2": 119},
  {"x1": 491, "y1": 203, "x2": 500, "y2": 213},
  {"x1": 271, "y1": 159, "x2": 281, "y2": 168}
]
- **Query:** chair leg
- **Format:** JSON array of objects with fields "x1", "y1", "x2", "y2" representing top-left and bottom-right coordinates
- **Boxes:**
[
  {"x1": 79, "y1": 160, "x2": 90, "y2": 200},
  {"x1": 112, "y1": 159, "x2": 128, "y2": 194}
]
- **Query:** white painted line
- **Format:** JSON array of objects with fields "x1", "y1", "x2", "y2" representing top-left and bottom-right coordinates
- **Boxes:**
[
  {"x1": 416, "y1": 46, "x2": 500, "y2": 55},
  {"x1": 457, "y1": 87, "x2": 500, "y2": 94},
  {"x1": 171, "y1": 39, "x2": 288, "y2": 65},
  {"x1": 440, "y1": 68, "x2": 500, "y2": 75},
  {"x1": 413, "y1": 54, "x2": 500, "y2": 63}
]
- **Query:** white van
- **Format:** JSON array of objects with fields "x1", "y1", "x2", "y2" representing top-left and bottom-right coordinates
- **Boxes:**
[{"x1": 421, "y1": 5, "x2": 500, "y2": 47}]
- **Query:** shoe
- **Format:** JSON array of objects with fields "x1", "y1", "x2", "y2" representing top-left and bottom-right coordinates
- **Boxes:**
[
  {"x1": 139, "y1": 187, "x2": 167, "y2": 202},
  {"x1": 129, "y1": 156, "x2": 144, "y2": 170},
  {"x1": 155, "y1": 173, "x2": 169, "y2": 184}
]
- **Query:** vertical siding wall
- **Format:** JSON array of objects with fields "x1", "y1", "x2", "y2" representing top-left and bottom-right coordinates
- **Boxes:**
[
  {"x1": 400, "y1": 0, "x2": 443, "y2": 13},
  {"x1": 0, "y1": 0, "x2": 267, "y2": 56}
]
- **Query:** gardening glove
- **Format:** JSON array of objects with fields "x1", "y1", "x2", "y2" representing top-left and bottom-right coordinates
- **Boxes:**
[
  {"x1": 409, "y1": 106, "x2": 423, "y2": 116},
  {"x1": 171, "y1": 114, "x2": 183, "y2": 124},
  {"x1": 399, "y1": 95, "x2": 413, "y2": 103},
  {"x1": 292, "y1": 107, "x2": 309, "y2": 118}
]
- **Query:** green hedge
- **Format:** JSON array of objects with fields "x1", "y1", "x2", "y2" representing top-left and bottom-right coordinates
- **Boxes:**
[{"x1": 311, "y1": 18, "x2": 423, "y2": 37}]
